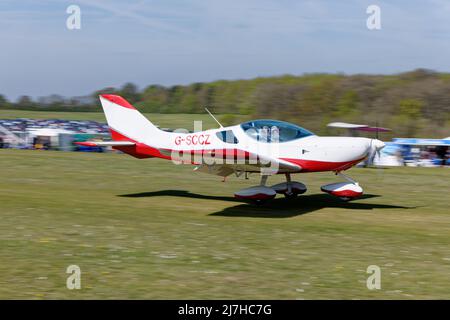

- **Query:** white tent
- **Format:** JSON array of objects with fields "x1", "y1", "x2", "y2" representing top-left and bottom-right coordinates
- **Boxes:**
[
  {"x1": 27, "y1": 128, "x2": 73, "y2": 137},
  {"x1": 27, "y1": 128, "x2": 74, "y2": 149}
]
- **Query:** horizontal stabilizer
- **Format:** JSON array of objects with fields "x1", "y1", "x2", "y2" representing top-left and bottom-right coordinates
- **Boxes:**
[{"x1": 74, "y1": 141, "x2": 135, "y2": 147}]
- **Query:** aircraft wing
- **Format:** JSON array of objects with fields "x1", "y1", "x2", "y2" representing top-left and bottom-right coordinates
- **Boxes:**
[
  {"x1": 193, "y1": 151, "x2": 302, "y2": 177},
  {"x1": 194, "y1": 164, "x2": 236, "y2": 177}
]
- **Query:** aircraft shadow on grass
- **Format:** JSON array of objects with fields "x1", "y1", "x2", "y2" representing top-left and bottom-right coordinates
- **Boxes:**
[{"x1": 119, "y1": 190, "x2": 413, "y2": 218}]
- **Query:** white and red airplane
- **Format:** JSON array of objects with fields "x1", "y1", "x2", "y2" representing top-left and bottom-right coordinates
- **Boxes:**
[{"x1": 76, "y1": 94, "x2": 385, "y2": 204}]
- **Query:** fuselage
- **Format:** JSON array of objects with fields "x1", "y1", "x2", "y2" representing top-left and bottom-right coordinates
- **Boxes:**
[
  {"x1": 97, "y1": 95, "x2": 382, "y2": 174},
  {"x1": 119, "y1": 119, "x2": 380, "y2": 173}
]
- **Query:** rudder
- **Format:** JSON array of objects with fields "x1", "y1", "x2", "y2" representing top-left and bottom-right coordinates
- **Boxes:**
[{"x1": 99, "y1": 94, "x2": 162, "y2": 145}]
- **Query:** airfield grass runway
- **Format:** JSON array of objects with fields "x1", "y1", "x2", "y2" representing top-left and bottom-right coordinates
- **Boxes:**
[{"x1": 0, "y1": 149, "x2": 449, "y2": 299}]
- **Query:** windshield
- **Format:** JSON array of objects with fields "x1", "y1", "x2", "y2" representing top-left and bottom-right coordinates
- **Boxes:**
[{"x1": 240, "y1": 119, "x2": 314, "y2": 143}]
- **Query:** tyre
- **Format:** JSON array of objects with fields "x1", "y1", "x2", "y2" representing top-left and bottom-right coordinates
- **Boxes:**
[{"x1": 284, "y1": 192, "x2": 298, "y2": 199}]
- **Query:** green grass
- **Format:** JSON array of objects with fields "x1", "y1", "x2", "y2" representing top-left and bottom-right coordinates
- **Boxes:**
[
  {"x1": 0, "y1": 149, "x2": 449, "y2": 299},
  {"x1": 0, "y1": 109, "x2": 246, "y2": 131}
]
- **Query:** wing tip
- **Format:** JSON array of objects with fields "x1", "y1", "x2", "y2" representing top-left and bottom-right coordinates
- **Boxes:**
[{"x1": 74, "y1": 141, "x2": 97, "y2": 147}]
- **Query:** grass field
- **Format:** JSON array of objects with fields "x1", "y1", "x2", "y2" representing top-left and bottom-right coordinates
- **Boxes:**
[
  {"x1": 0, "y1": 148, "x2": 449, "y2": 299},
  {"x1": 0, "y1": 109, "x2": 246, "y2": 131}
]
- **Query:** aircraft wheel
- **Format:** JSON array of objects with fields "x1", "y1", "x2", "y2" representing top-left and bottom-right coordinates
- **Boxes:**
[
  {"x1": 284, "y1": 192, "x2": 298, "y2": 199},
  {"x1": 251, "y1": 199, "x2": 269, "y2": 205}
]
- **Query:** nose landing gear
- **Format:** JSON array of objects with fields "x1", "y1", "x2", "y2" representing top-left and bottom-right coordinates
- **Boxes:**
[{"x1": 320, "y1": 172, "x2": 363, "y2": 201}]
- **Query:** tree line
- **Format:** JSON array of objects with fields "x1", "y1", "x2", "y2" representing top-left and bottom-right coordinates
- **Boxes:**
[{"x1": 1, "y1": 69, "x2": 449, "y2": 138}]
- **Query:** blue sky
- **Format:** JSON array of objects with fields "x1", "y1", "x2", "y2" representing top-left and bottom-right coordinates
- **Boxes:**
[{"x1": 1, "y1": 0, "x2": 450, "y2": 100}]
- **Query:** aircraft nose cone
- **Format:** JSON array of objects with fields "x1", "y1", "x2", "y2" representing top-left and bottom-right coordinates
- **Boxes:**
[{"x1": 372, "y1": 139, "x2": 385, "y2": 151}]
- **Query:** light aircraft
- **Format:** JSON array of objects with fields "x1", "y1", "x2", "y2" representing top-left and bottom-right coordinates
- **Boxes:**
[{"x1": 76, "y1": 95, "x2": 385, "y2": 204}]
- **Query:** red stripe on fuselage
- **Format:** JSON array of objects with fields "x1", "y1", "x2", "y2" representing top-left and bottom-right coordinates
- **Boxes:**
[
  {"x1": 281, "y1": 157, "x2": 365, "y2": 172},
  {"x1": 109, "y1": 128, "x2": 170, "y2": 160}
]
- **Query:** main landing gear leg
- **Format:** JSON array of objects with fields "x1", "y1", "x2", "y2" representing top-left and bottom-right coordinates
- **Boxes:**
[
  {"x1": 270, "y1": 174, "x2": 307, "y2": 199},
  {"x1": 260, "y1": 175, "x2": 269, "y2": 186},
  {"x1": 285, "y1": 173, "x2": 293, "y2": 194},
  {"x1": 283, "y1": 173, "x2": 297, "y2": 199}
]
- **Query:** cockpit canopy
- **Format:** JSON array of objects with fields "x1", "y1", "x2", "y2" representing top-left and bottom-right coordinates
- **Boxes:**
[{"x1": 240, "y1": 119, "x2": 314, "y2": 143}]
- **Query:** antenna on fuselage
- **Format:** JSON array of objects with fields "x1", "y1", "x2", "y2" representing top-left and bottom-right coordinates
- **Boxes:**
[{"x1": 205, "y1": 107, "x2": 223, "y2": 128}]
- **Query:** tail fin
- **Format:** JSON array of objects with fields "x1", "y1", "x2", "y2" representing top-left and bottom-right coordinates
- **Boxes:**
[{"x1": 99, "y1": 94, "x2": 162, "y2": 144}]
